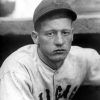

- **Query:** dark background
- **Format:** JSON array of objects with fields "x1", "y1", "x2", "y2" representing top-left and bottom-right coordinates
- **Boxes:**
[{"x1": 1, "y1": 33, "x2": 100, "y2": 100}]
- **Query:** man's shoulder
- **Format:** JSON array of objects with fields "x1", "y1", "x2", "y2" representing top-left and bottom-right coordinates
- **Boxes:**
[
  {"x1": 9, "y1": 44, "x2": 37, "y2": 60},
  {"x1": 0, "y1": 44, "x2": 38, "y2": 76},
  {"x1": 69, "y1": 46, "x2": 99, "y2": 59},
  {"x1": 71, "y1": 46, "x2": 98, "y2": 55},
  {"x1": 63, "y1": 46, "x2": 99, "y2": 74}
]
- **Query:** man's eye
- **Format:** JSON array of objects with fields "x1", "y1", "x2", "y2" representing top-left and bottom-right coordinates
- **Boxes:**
[
  {"x1": 47, "y1": 32, "x2": 54, "y2": 37},
  {"x1": 62, "y1": 31, "x2": 70, "y2": 35}
]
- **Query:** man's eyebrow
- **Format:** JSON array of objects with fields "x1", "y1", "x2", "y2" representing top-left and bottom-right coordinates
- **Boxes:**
[
  {"x1": 44, "y1": 29, "x2": 57, "y2": 32},
  {"x1": 43, "y1": 28, "x2": 73, "y2": 32},
  {"x1": 62, "y1": 29, "x2": 72, "y2": 31}
]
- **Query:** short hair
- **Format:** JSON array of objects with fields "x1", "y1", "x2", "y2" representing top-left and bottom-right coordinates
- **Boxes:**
[{"x1": 34, "y1": 9, "x2": 73, "y2": 32}]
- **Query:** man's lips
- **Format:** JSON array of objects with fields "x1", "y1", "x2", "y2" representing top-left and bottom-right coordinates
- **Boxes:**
[{"x1": 53, "y1": 49, "x2": 66, "y2": 54}]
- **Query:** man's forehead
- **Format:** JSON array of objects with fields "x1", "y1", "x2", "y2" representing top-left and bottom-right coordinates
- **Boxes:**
[{"x1": 40, "y1": 18, "x2": 72, "y2": 32}]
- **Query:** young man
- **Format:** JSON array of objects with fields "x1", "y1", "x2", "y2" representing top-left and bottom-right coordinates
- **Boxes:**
[{"x1": 0, "y1": 0, "x2": 100, "y2": 100}]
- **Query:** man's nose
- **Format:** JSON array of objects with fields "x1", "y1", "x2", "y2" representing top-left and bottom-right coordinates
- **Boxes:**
[{"x1": 55, "y1": 32, "x2": 64, "y2": 46}]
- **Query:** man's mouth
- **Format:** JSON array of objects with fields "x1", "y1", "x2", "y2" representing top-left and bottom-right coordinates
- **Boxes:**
[{"x1": 53, "y1": 49, "x2": 66, "y2": 54}]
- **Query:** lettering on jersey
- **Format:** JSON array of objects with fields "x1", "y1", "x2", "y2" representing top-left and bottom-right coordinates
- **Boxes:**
[
  {"x1": 55, "y1": 86, "x2": 63, "y2": 99},
  {"x1": 46, "y1": 89, "x2": 50, "y2": 100},
  {"x1": 39, "y1": 89, "x2": 50, "y2": 100},
  {"x1": 68, "y1": 86, "x2": 78, "y2": 100},
  {"x1": 55, "y1": 85, "x2": 71, "y2": 100},
  {"x1": 38, "y1": 85, "x2": 78, "y2": 100},
  {"x1": 39, "y1": 92, "x2": 43, "y2": 100}
]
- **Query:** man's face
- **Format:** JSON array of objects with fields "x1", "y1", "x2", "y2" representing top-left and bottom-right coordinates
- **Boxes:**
[{"x1": 37, "y1": 18, "x2": 73, "y2": 62}]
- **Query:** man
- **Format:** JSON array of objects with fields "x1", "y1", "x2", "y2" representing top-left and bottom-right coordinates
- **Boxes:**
[{"x1": 0, "y1": 0, "x2": 100, "y2": 100}]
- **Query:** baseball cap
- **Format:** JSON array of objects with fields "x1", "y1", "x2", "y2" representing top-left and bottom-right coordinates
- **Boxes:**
[{"x1": 33, "y1": 0, "x2": 77, "y2": 29}]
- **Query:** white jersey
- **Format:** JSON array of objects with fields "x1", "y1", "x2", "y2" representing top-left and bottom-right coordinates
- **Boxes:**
[{"x1": 0, "y1": 44, "x2": 100, "y2": 100}]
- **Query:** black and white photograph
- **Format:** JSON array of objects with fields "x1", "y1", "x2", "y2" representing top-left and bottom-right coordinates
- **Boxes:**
[{"x1": 1, "y1": 0, "x2": 100, "y2": 100}]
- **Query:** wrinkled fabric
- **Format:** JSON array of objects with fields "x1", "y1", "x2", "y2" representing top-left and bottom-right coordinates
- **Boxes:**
[{"x1": 0, "y1": 44, "x2": 100, "y2": 100}]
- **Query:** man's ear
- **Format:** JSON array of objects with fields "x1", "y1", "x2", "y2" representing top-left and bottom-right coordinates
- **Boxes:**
[{"x1": 31, "y1": 30, "x2": 38, "y2": 44}]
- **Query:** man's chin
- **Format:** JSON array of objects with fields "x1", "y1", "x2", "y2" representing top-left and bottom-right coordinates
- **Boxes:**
[{"x1": 50, "y1": 55, "x2": 67, "y2": 62}]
